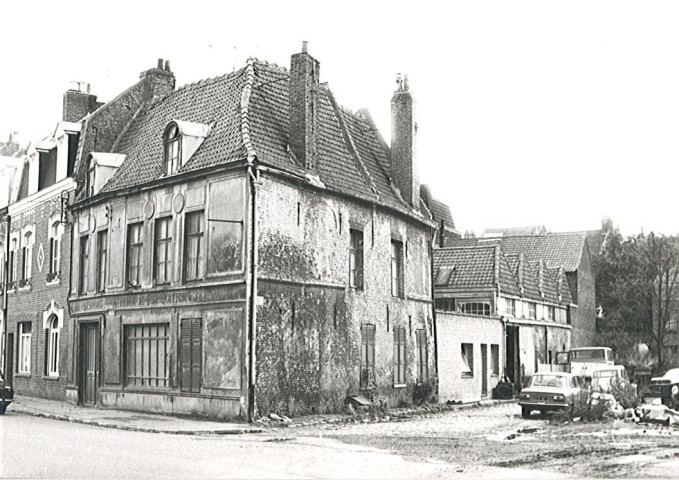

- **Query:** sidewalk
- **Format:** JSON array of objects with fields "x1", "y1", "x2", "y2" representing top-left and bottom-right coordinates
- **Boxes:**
[
  {"x1": 7, "y1": 394, "x2": 515, "y2": 435},
  {"x1": 7, "y1": 395, "x2": 264, "y2": 435}
]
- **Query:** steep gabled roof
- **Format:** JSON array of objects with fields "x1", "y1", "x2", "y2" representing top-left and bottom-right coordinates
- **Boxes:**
[
  {"x1": 482, "y1": 225, "x2": 546, "y2": 237},
  {"x1": 499, "y1": 233, "x2": 587, "y2": 272},
  {"x1": 98, "y1": 60, "x2": 420, "y2": 219}
]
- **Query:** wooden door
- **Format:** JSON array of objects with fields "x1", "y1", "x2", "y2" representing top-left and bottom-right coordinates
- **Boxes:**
[{"x1": 80, "y1": 324, "x2": 99, "y2": 406}]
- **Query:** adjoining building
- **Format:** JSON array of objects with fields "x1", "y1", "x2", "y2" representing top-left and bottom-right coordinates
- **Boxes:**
[
  {"x1": 65, "y1": 47, "x2": 438, "y2": 420},
  {"x1": 434, "y1": 243, "x2": 573, "y2": 400}
]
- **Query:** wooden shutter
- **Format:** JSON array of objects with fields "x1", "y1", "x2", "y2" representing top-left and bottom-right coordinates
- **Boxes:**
[{"x1": 180, "y1": 318, "x2": 202, "y2": 393}]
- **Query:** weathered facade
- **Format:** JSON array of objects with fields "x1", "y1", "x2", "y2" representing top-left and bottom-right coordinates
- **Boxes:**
[{"x1": 65, "y1": 48, "x2": 438, "y2": 420}]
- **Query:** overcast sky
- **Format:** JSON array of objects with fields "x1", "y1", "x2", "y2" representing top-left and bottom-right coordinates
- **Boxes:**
[{"x1": 2, "y1": 0, "x2": 678, "y2": 237}]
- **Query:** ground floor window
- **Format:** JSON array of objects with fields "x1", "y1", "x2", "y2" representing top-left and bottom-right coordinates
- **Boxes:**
[
  {"x1": 18, "y1": 322, "x2": 32, "y2": 373},
  {"x1": 491, "y1": 344, "x2": 499, "y2": 375},
  {"x1": 180, "y1": 318, "x2": 202, "y2": 393},
  {"x1": 434, "y1": 298, "x2": 455, "y2": 311},
  {"x1": 125, "y1": 323, "x2": 169, "y2": 388},
  {"x1": 46, "y1": 315, "x2": 60, "y2": 376},
  {"x1": 360, "y1": 324, "x2": 376, "y2": 389},
  {"x1": 393, "y1": 326, "x2": 406, "y2": 386},
  {"x1": 461, "y1": 343, "x2": 474, "y2": 377},
  {"x1": 415, "y1": 329, "x2": 428, "y2": 383}
]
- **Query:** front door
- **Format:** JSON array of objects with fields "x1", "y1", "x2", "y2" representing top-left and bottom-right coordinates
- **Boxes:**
[
  {"x1": 80, "y1": 323, "x2": 99, "y2": 406},
  {"x1": 5, "y1": 333, "x2": 13, "y2": 388},
  {"x1": 506, "y1": 325, "x2": 520, "y2": 386},
  {"x1": 481, "y1": 344, "x2": 488, "y2": 396}
]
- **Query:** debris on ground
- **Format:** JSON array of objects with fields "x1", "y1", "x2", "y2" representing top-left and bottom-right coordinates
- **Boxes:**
[{"x1": 638, "y1": 403, "x2": 679, "y2": 426}]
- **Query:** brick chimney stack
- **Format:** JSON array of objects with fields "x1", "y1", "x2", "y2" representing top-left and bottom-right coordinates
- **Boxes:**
[
  {"x1": 63, "y1": 82, "x2": 102, "y2": 122},
  {"x1": 139, "y1": 58, "x2": 176, "y2": 101},
  {"x1": 391, "y1": 74, "x2": 419, "y2": 207},
  {"x1": 289, "y1": 42, "x2": 320, "y2": 171}
]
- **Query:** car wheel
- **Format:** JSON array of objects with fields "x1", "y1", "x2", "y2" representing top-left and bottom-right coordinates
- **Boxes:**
[{"x1": 521, "y1": 406, "x2": 531, "y2": 419}]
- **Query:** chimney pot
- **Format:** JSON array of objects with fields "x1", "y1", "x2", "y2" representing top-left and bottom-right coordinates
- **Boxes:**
[
  {"x1": 157, "y1": 58, "x2": 164, "y2": 69},
  {"x1": 164, "y1": 60, "x2": 171, "y2": 72},
  {"x1": 302, "y1": 41, "x2": 308, "y2": 53}
]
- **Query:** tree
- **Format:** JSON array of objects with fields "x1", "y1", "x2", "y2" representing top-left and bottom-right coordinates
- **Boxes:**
[{"x1": 595, "y1": 231, "x2": 679, "y2": 371}]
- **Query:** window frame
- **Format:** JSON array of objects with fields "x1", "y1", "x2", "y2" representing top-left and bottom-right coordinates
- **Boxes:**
[
  {"x1": 527, "y1": 302, "x2": 537, "y2": 320},
  {"x1": 46, "y1": 316, "x2": 60, "y2": 377},
  {"x1": 127, "y1": 222, "x2": 144, "y2": 288},
  {"x1": 79, "y1": 235, "x2": 90, "y2": 295},
  {"x1": 86, "y1": 157, "x2": 96, "y2": 197},
  {"x1": 8, "y1": 236, "x2": 17, "y2": 289},
  {"x1": 48, "y1": 220, "x2": 64, "y2": 283},
  {"x1": 184, "y1": 210, "x2": 205, "y2": 282},
  {"x1": 96, "y1": 229, "x2": 108, "y2": 292},
  {"x1": 360, "y1": 323, "x2": 376, "y2": 389},
  {"x1": 390, "y1": 239, "x2": 403, "y2": 297},
  {"x1": 153, "y1": 217, "x2": 174, "y2": 285},
  {"x1": 435, "y1": 298, "x2": 456, "y2": 312},
  {"x1": 393, "y1": 326, "x2": 406, "y2": 387},
  {"x1": 18, "y1": 322, "x2": 32, "y2": 374},
  {"x1": 124, "y1": 323, "x2": 170, "y2": 389},
  {"x1": 349, "y1": 229, "x2": 364, "y2": 289},
  {"x1": 458, "y1": 301, "x2": 491, "y2": 316},
  {"x1": 20, "y1": 231, "x2": 33, "y2": 287},
  {"x1": 461, "y1": 343, "x2": 474, "y2": 378},
  {"x1": 505, "y1": 298, "x2": 516, "y2": 317},
  {"x1": 416, "y1": 329, "x2": 428, "y2": 384},
  {"x1": 491, "y1": 344, "x2": 500, "y2": 376},
  {"x1": 163, "y1": 124, "x2": 181, "y2": 176}
]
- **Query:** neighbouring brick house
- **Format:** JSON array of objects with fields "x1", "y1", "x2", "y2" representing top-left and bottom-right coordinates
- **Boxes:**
[
  {"x1": 1, "y1": 95, "x2": 93, "y2": 399},
  {"x1": 66, "y1": 46, "x2": 438, "y2": 420},
  {"x1": 451, "y1": 232, "x2": 596, "y2": 348},
  {"x1": 434, "y1": 243, "x2": 574, "y2": 398}
]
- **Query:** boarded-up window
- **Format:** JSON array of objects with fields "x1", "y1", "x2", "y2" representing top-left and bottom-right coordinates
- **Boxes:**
[
  {"x1": 207, "y1": 179, "x2": 244, "y2": 275},
  {"x1": 393, "y1": 326, "x2": 406, "y2": 385},
  {"x1": 180, "y1": 318, "x2": 202, "y2": 393},
  {"x1": 360, "y1": 324, "x2": 376, "y2": 389},
  {"x1": 203, "y1": 310, "x2": 242, "y2": 389}
]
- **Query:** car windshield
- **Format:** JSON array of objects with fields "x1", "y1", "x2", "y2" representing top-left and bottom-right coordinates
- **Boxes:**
[
  {"x1": 531, "y1": 375, "x2": 567, "y2": 388},
  {"x1": 571, "y1": 349, "x2": 607, "y2": 360}
]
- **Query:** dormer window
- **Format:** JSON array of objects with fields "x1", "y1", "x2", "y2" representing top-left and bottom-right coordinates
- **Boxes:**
[{"x1": 164, "y1": 124, "x2": 181, "y2": 176}]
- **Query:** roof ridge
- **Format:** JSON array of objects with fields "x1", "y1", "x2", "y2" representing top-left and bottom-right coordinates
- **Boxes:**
[
  {"x1": 240, "y1": 58, "x2": 257, "y2": 161},
  {"x1": 251, "y1": 58, "x2": 288, "y2": 74}
]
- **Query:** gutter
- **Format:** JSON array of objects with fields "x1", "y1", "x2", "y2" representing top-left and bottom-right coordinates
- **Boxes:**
[
  {"x1": 247, "y1": 162, "x2": 259, "y2": 422},
  {"x1": 429, "y1": 227, "x2": 439, "y2": 392}
]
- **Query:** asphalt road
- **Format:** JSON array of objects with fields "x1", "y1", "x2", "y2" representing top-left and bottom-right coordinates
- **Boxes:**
[{"x1": 0, "y1": 414, "x2": 457, "y2": 479}]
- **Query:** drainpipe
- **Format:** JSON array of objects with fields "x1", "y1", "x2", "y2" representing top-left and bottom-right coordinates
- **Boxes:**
[
  {"x1": 2, "y1": 214, "x2": 10, "y2": 375},
  {"x1": 247, "y1": 162, "x2": 260, "y2": 422},
  {"x1": 429, "y1": 228, "x2": 439, "y2": 390}
]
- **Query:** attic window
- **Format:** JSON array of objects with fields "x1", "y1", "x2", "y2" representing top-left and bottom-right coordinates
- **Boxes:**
[
  {"x1": 164, "y1": 123, "x2": 181, "y2": 176},
  {"x1": 434, "y1": 267, "x2": 455, "y2": 287}
]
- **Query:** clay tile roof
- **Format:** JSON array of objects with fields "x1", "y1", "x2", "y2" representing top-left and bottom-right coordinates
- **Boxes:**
[
  {"x1": 101, "y1": 60, "x2": 420, "y2": 218},
  {"x1": 429, "y1": 197, "x2": 456, "y2": 230},
  {"x1": 499, "y1": 233, "x2": 587, "y2": 272}
]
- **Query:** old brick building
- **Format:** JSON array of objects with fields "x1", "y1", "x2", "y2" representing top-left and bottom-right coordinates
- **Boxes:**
[
  {"x1": 65, "y1": 47, "x2": 438, "y2": 420},
  {"x1": 1, "y1": 101, "x2": 91, "y2": 399}
]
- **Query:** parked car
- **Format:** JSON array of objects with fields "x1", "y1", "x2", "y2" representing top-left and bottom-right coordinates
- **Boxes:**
[
  {"x1": 589, "y1": 365, "x2": 637, "y2": 408},
  {"x1": 642, "y1": 368, "x2": 679, "y2": 409},
  {"x1": 0, "y1": 368, "x2": 14, "y2": 415},
  {"x1": 519, "y1": 372, "x2": 585, "y2": 419}
]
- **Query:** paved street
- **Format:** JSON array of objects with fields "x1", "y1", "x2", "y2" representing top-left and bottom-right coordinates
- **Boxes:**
[{"x1": 3, "y1": 402, "x2": 679, "y2": 479}]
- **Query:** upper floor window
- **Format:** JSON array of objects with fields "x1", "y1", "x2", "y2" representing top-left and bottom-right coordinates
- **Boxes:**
[
  {"x1": 184, "y1": 211, "x2": 205, "y2": 281},
  {"x1": 390, "y1": 240, "x2": 403, "y2": 297},
  {"x1": 154, "y1": 218, "x2": 173, "y2": 285},
  {"x1": 164, "y1": 124, "x2": 181, "y2": 176},
  {"x1": 459, "y1": 301, "x2": 491, "y2": 316},
  {"x1": 207, "y1": 179, "x2": 244, "y2": 275},
  {"x1": 435, "y1": 298, "x2": 456, "y2": 312},
  {"x1": 21, "y1": 231, "x2": 33, "y2": 286},
  {"x1": 18, "y1": 322, "x2": 32, "y2": 374},
  {"x1": 79, "y1": 236, "x2": 89, "y2": 294},
  {"x1": 548, "y1": 305, "x2": 556, "y2": 322},
  {"x1": 38, "y1": 148, "x2": 57, "y2": 191},
  {"x1": 527, "y1": 302, "x2": 537, "y2": 320},
  {"x1": 97, "y1": 230, "x2": 108, "y2": 292},
  {"x1": 8, "y1": 237, "x2": 17, "y2": 288},
  {"x1": 127, "y1": 223, "x2": 144, "y2": 287},
  {"x1": 505, "y1": 298, "x2": 516, "y2": 317},
  {"x1": 48, "y1": 221, "x2": 63, "y2": 283},
  {"x1": 349, "y1": 229, "x2": 363, "y2": 289}
]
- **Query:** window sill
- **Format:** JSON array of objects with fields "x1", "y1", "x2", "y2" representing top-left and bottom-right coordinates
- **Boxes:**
[
  {"x1": 46, "y1": 279, "x2": 61, "y2": 287},
  {"x1": 461, "y1": 374, "x2": 474, "y2": 379},
  {"x1": 15, "y1": 373, "x2": 31, "y2": 378},
  {"x1": 43, "y1": 375, "x2": 60, "y2": 381},
  {"x1": 393, "y1": 383, "x2": 406, "y2": 389},
  {"x1": 18, "y1": 286, "x2": 32, "y2": 292}
]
